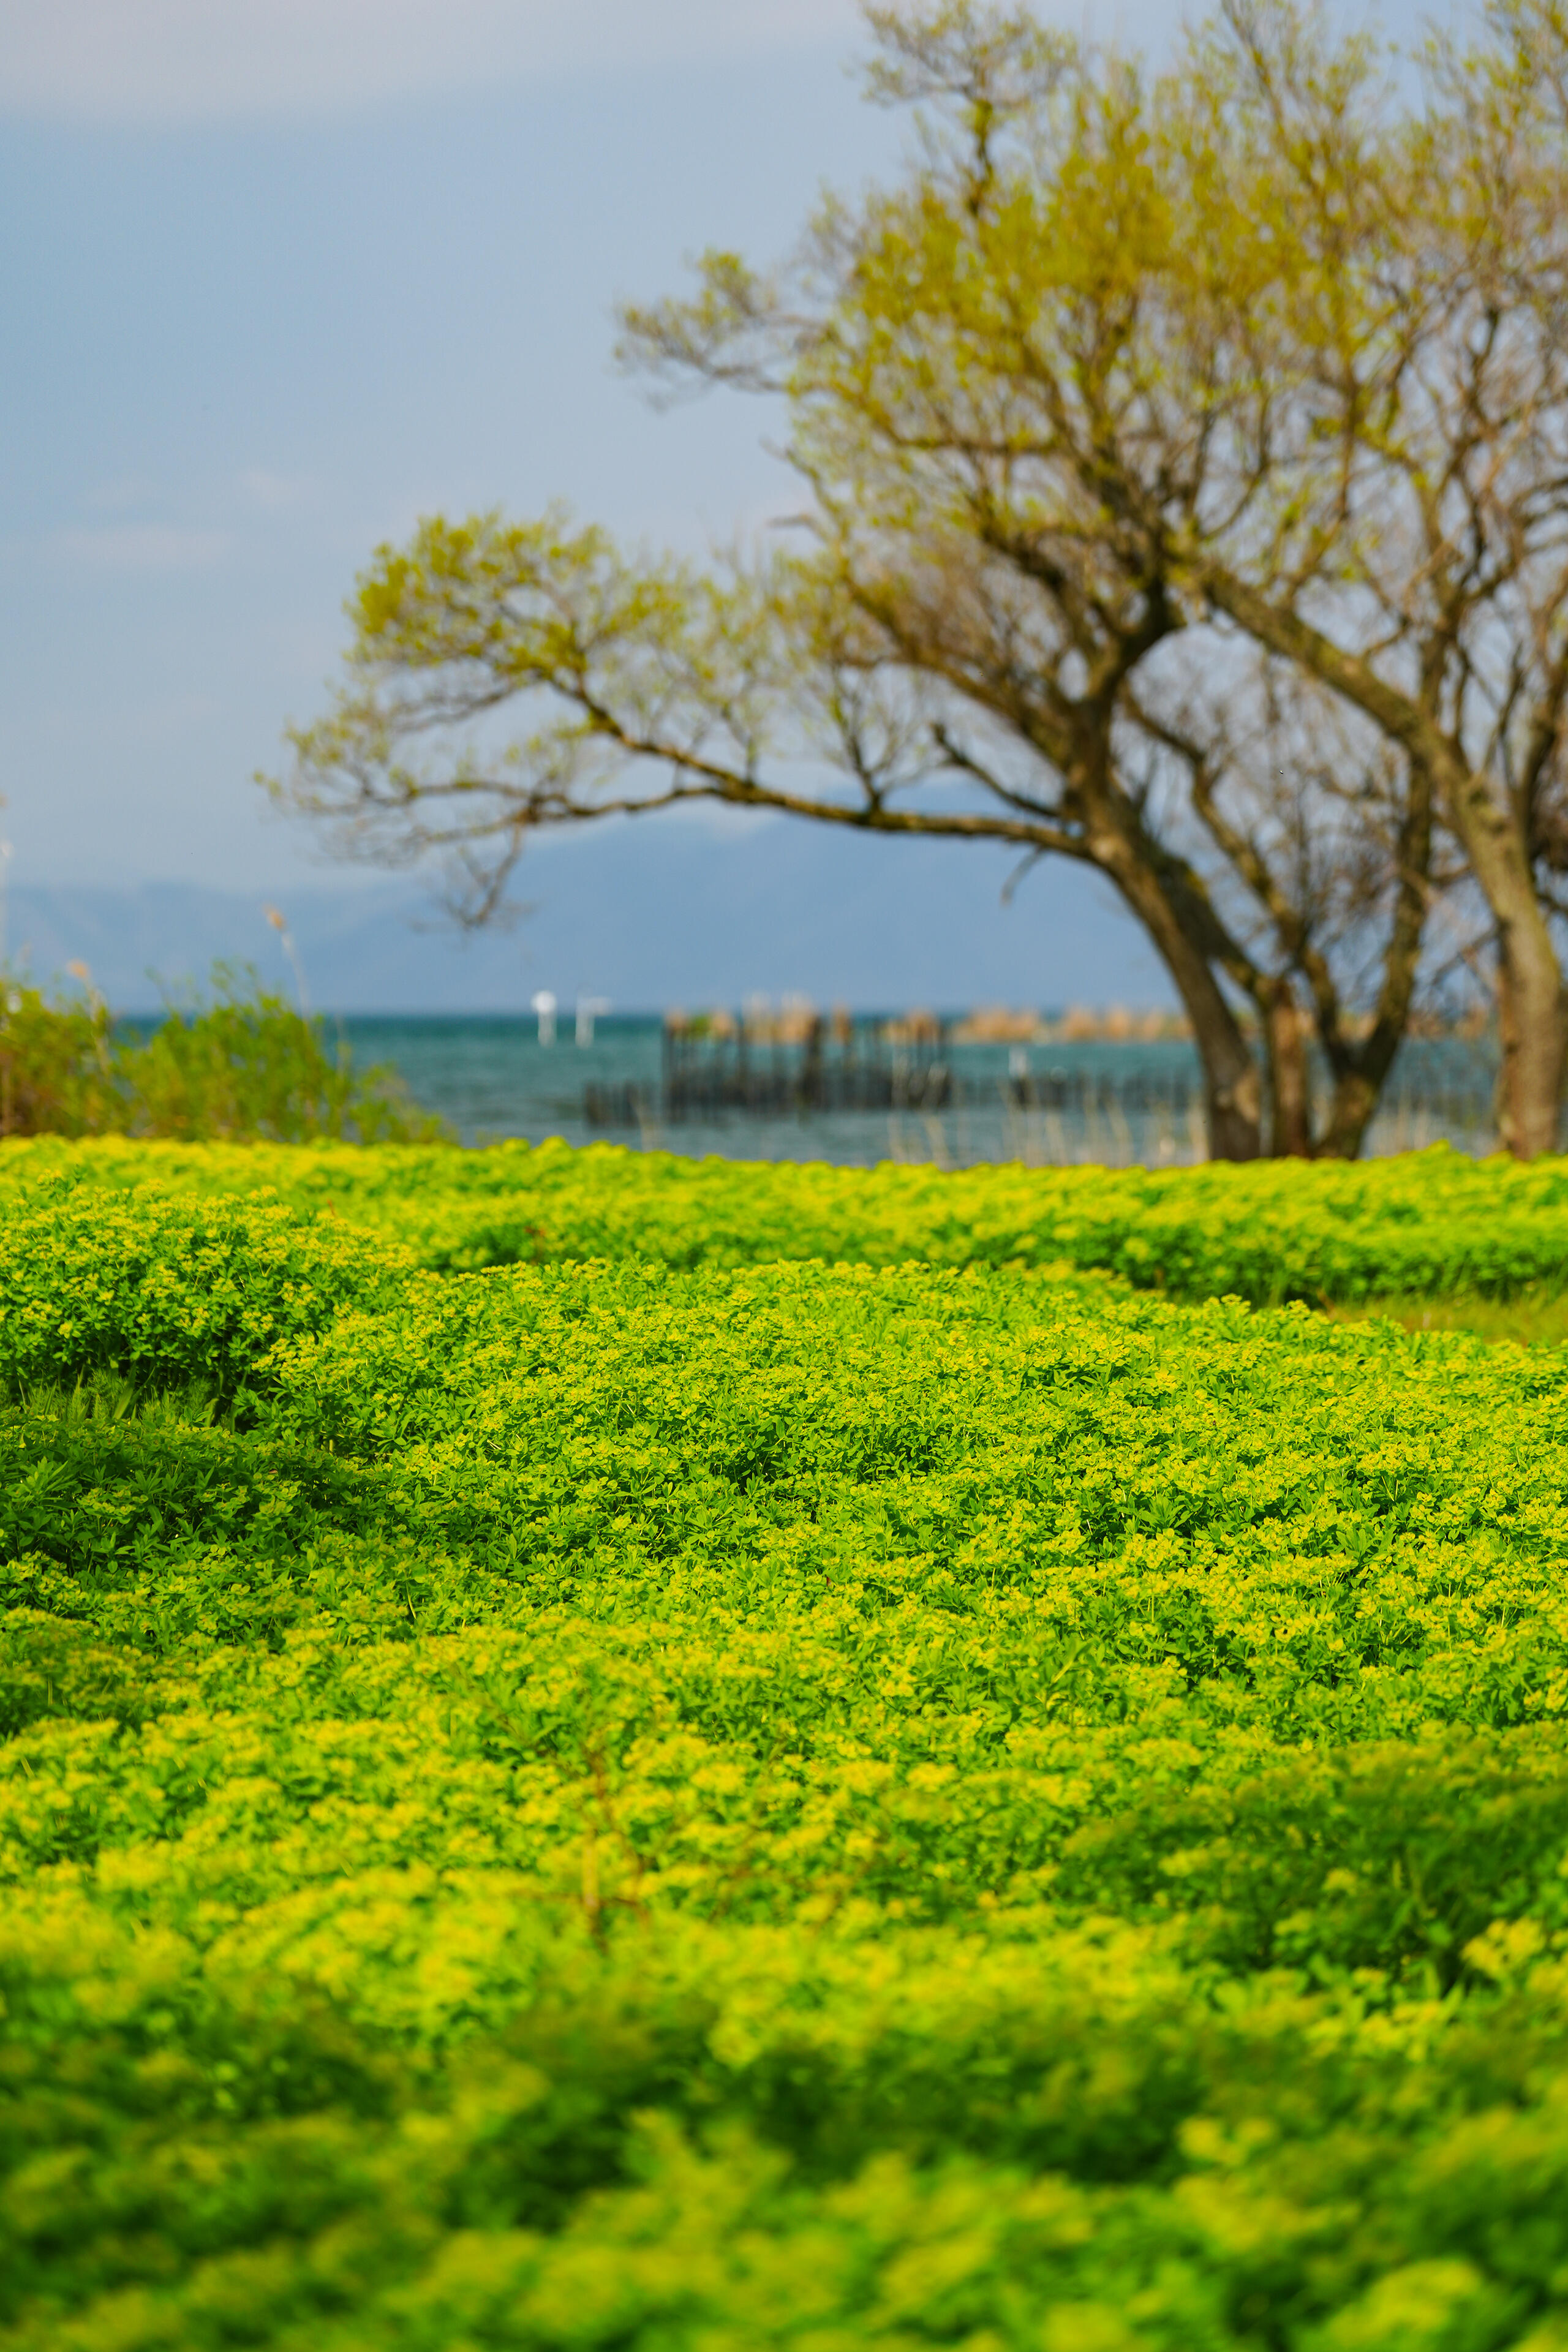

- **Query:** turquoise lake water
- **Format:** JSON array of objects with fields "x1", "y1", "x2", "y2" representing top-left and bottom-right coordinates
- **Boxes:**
[{"x1": 336, "y1": 1014, "x2": 1501, "y2": 1165}]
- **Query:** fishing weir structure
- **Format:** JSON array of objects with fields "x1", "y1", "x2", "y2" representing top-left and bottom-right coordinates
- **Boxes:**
[
  {"x1": 579, "y1": 1005, "x2": 1502, "y2": 1162},
  {"x1": 586, "y1": 1009, "x2": 951, "y2": 1127},
  {"x1": 583, "y1": 1008, "x2": 1204, "y2": 1132}
]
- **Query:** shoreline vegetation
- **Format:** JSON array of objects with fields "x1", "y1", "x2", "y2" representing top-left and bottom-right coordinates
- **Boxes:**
[
  {"x1": 0, "y1": 964, "x2": 448, "y2": 1145},
  {"x1": 6, "y1": 1142, "x2": 1568, "y2": 2339}
]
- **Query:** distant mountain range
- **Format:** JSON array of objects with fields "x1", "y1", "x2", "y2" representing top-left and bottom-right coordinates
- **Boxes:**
[{"x1": 4, "y1": 818, "x2": 1173, "y2": 1016}]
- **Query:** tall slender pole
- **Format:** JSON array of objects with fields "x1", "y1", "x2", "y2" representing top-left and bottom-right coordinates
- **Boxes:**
[{"x1": 0, "y1": 796, "x2": 11, "y2": 974}]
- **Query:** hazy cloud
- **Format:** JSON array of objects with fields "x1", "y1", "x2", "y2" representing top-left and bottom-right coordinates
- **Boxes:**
[
  {"x1": 0, "y1": 0, "x2": 864, "y2": 125},
  {"x1": 51, "y1": 525, "x2": 231, "y2": 571},
  {"x1": 83, "y1": 475, "x2": 167, "y2": 514},
  {"x1": 236, "y1": 469, "x2": 315, "y2": 512}
]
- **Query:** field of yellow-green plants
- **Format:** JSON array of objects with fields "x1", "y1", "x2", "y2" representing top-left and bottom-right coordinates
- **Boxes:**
[{"x1": 6, "y1": 1139, "x2": 1568, "y2": 2348}]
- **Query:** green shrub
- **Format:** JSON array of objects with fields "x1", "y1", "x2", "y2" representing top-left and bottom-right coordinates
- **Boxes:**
[
  {"x1": 0, "y1": 965, "x2": 449, "y2": 1144},
  {"x1": 0, "y1": 1175, "x2": 415, "y2": 1401},
  {"x1": 0, "y1": 979, "x2": 121, "y2": 1137}
]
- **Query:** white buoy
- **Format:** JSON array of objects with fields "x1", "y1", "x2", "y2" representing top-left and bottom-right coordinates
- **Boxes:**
[{"x1": 532, "y1": 989, "x2": 557, "y2": 1047}]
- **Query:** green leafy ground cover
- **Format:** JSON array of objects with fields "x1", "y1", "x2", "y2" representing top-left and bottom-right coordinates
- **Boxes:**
[
  {"x1": 10, "y1": 1133, "x2": 1568, "y2": 1301},
  {"x1": 6, "y1": 1150, "x2": 1568, "y2": 2346}
]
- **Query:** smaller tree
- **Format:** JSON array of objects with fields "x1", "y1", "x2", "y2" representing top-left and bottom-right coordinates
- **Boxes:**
[
  {"x1": 1131, "y1": 652, "x2": 1441, "y2": 1158},
  {"x1": 1148, "y1": 0, "x2": 1568, "y2": 1152}
]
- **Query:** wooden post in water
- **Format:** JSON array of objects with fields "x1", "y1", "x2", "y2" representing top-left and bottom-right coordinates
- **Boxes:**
[{"x1": 801, "y1": 1014, "x2": 824, "y2": 1112}]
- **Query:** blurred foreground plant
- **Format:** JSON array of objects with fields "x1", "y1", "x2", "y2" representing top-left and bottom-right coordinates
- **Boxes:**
[{"x1": 0, "y1": 963, "x2": 448, "y2": 1145}]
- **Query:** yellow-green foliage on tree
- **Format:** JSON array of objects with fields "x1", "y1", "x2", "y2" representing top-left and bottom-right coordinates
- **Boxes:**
[{"x1": 270, "y1": 0, "x2": 1568, "y2": 1163}]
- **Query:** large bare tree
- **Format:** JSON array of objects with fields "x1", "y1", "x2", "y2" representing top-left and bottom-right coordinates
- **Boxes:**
[{"x1": 271, "y1": 0, "x2": 1472, "y2": 1159}]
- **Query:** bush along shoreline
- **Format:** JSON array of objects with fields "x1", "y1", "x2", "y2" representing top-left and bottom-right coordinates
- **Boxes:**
[{"x1": 0, "y1": 963, "x2": 448, "y2": 1144}]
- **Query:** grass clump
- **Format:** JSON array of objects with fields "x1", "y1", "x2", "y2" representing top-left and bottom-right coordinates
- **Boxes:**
[{"x1": 1327, "y1": 1284, "x2": 1568, "y2": 1348}]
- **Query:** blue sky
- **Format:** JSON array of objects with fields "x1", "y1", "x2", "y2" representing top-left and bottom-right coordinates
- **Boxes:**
[
  {"x1": 2, "y1": 0, "x2": 883, "y2": 891},
  {"x1": 0, "y1": 0, "x2": 1439, "y2": 1006}
]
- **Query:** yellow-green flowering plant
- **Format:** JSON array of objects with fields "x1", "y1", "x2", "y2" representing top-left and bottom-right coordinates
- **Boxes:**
[{"x1": 5, "y1": 1152, "x2": 1568, "y2": 2345}]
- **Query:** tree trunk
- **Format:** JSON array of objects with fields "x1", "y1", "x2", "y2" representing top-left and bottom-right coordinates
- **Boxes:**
[
  {"x1": 1444, "y1": 763, "x2": 1565, "y2": 1156},
  {"x1": 1495, "y1": 916, "x2": 1564, "y2": 1158},
  {"x1": 1313, "y1": 758, "x2": 1434, "y2": 1162},
  {"x1": 1495, "y1": 944, "x2": 1521, "y2": 1156},
  {"x1": 1262, "y1": 983, "x2": 1313, "y2": 1157},
  {"x1": 1101, "y1": 846, "x2": 1262, "y2": 1161},
  {"x1": 1316, "y1": 1070, "x2": 1379, "y2": 1160}
]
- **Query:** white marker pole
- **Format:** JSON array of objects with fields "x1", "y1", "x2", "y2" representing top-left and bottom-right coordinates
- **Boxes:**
[
  {"x1": 575, "y1": 996, "x2": 611, "y2": 1047},
  {"x1": 532, "y1": 989, "x2": 557, "y2": 1047}
]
